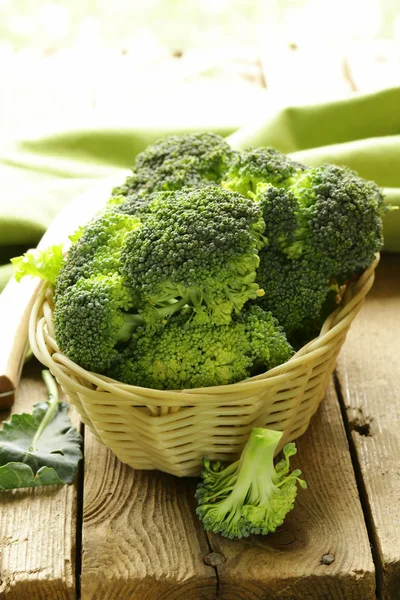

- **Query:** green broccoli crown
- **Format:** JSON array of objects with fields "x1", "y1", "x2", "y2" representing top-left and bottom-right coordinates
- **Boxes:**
[
  {"x1": 55, "y1": 207, "x2": 141, "y2": 297},
  {"x1": 196, "y1": 428, "x2": 306, "y2": 539},
  {"x1": 120, "y1": 187, "x2": 267, "y2": 326},
  {"x1": 251, "y1": 163, "x2": 383, "y2": 334},
  {"x1": 107, "y1": 306, "x2": 293, "y2": 390},
  {"x1": 256, "y1": 247, "x2": 331, "y2": 333},
  {"x1": 222, "y1": 147, "x2": 305, "y2": 197},
  {"x1": 287, "y1": 164, "x2": 384, "y2": 275},
  {"x1": 54, "y1": 273, "x2": 141, "y2": 372},
  {"x1": 113, "y1": 132, "x2": 234, "y2": 196}
]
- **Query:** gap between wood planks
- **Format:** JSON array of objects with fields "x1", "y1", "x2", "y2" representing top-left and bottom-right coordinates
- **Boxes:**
[
  {"x1": 334, "y1": 371, "x2": 382, "y2": 600},
  {"x1": 75, "y1": 424, "x2": 85, "y2": 600}
]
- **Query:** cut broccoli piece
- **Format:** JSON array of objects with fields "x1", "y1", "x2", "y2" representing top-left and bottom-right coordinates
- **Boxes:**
[
  {"x1": 196, "y1": 428, "x2": 306, "y2": 539},
  {"x1": 120, "y1": 187, "x2": 267, "y2": 327},
  {"x1": 108, "y1": 306, "x2": 293, "y2": 390},
  {"x1": 113, "y1": 132, "x2": 235, "y2": 196},
  {"x1": 222, "y1": 147, "x2": 305, "y2": 197}
]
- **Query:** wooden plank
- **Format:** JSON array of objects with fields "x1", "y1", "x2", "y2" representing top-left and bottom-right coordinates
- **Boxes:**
[
  {"x1": 81, "y1": 430, "x2": 216, "y2": 600},
  {"x1": 0, "y1": 359, "x2": 79, "y2": 599},
  {"x1": 335, "y1": 254, "x2": 400, "y2": 600},
  {"x1": 207, "y1": 381, "x2": 376, "y2": 600}
]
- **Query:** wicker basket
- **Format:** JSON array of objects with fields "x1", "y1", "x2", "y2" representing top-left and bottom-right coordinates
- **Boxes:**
[{"x1": 29, "y1": 255, "x2": 379, "y2": 477}]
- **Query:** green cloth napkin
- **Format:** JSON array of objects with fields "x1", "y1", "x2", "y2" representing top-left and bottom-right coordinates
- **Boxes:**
[{"x1": 1, "y1": 87, "x2": 399, "y2": 291}]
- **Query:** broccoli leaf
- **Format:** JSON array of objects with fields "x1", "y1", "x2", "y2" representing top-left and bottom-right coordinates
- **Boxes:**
[
  {"x1": 0, "y1": 463, "x2": 64, "y2": 490},
  {"x1": 0, "y1": 371, "x2": 82, "y2": 490}
]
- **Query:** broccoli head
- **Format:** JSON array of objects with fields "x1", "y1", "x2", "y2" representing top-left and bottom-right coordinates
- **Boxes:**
[
  {"x1": 120, "y1": 187, "x2": 267, "y2": 326},
  {"x1": 54, "y1": 274, "x2": 141, "y2": 372},
  {"x1": 55, "y1": 207, "x2": 141, "y2": 297},
  {"x1": 113, "y1": 132, "x2": 234, "y2": 196},
  {"x1": 108, "y1": 306, "x2": 293, "y2": 389},
  {"x1": 256, "y1": 247, "x2": 337, "y2": 334},
  {"x1": 287, "y1": 164, "x2": 384, "y2": 276},
  {"x1": 253, "y1": 164, "x2": 384, "y2": 334},
  {"x1": 222, "y1": 147, "x2": 305, "y2": 197},
  {"x1": 196, "y1": 428, "x2": 306, "y2": 539}
]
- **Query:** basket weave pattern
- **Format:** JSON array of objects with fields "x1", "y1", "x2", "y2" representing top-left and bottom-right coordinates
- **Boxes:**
[{"x1": 29, "y1": 255, "x2": 379, "y2": 476}]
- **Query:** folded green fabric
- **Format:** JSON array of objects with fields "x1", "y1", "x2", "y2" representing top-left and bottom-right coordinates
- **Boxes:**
[{"x1": 1, "y1": 87, "x2": 399, "y2": 291}]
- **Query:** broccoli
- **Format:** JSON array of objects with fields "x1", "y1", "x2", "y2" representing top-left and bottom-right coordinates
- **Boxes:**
[
  {"x1": 288, "y1": 164, "x2": 384, "y2": 276},
  {"x1": 54, "y1": 274, "x2": 141, "y2": 372},
  {"x1": 255, "y1": 247, "x2": 333, "y2": 334},
  {"x1": 108, "y1": 306, "x2": 294, "y2": 389},
  {"x1": 222, "y1": 147, "x2": 305, "y2": 197},
  {"x1": 120, "y1": 187, "x2": 267, "y2": 327},
  {"x1": 12, "y1": 136, "x2": 384, "y2": 385},
  {"x1": 196, "y1": 428, "x2": 306, "y2": 539},
  {"x1": 113, "y1": 132, "x2": 234, "y2": 196},
  {"x1": 249, "y1": 163, "x2": 383, "y2": 334},
  {"x1": 55, "y1": 207, "x2": 141, "y2": 297}
]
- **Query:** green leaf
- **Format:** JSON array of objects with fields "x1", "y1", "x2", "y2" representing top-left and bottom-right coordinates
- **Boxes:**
[
  {"x1": 0, "y1": 371, "x2": 82, "y2": 490},
  {"x1": 11, "y1": 244, "x2": 64, "y2": 284},
  {"x1": 0, "y1": 463, "x2": 64, "y2": 490}
]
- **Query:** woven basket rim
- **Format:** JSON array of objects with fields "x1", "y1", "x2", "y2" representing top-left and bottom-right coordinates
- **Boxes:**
[{"x1": 29, "y1": 253, "x2": 379, "y2": 401}]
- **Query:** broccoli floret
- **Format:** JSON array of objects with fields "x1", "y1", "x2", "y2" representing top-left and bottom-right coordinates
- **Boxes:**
[
  {"x1": 222, "y1": 147, "x2": 305, "y2": 197},
  {"x1": 253, "y1": 164, "x2": 384, "y2": 334},
  {"x1": 256, "y1": 247, "x2": 332, "y2": 333},
  {"x1": 285, "y1": 164, "x2": 384, "y2": 275},
  {"x1": 54, "y1": 274, "x2": 141, "y2": 372},
  {"x1": 196, "y1": 428, "x2": 306, "y2": 539},
  {"x1": 108, "y1": 306, "x2": 293, "y2": 389},
  {"x1": 120, "y1": 187, "x2": 267, "y2": 327},
  {"x1": 55, "y1": 207, "x2": 141, "y2": 297},
  {"x1": 257, "y1": 185, "x2": 300, "y2": 250},
  {"x1": 113, "y1": 132, "x2": 234, "y2": 196}
]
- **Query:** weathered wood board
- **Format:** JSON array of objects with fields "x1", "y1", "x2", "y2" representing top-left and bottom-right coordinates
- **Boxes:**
[
  {"x1": 0, "y1": 360, "x2": 79, "y2": 600},
  {"x1": 80, "y1": 431, "x2": 215, "y2": 600},
  {"x1": 336, "y1": 254, "x2": 400, "y2": 600}
]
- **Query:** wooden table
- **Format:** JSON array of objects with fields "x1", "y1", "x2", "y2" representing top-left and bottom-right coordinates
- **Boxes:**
[{"x1": 0, "y1": 254, "x2": 399, "y2": 600}]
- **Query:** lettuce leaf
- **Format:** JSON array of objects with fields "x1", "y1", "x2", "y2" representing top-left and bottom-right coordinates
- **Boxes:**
[{"x1": 11, "y1": 244, "x2": 64, "y2": 284}]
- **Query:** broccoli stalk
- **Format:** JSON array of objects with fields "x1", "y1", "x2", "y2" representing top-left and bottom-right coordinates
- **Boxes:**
[
  {"x1": 118, "y1": 313, "x2": 144, "y2": 341},
  {"x1": 196, "y1": 428, "x2": 306, "y2": 539}
]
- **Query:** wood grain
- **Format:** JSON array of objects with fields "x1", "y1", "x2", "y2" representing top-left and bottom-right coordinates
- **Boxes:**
[
  {"x1": 335, "y1": 254, "x2": 400, "y2": 600},
  {"x1": 0, "y1": 360, "x2": 79, "y2": 599},
  {"x1": 208, "y1": 381, "x2": 375, "y2": 600},
  {"x1": 81, "y1": 431, "x2": 216, "y2": 600}
]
